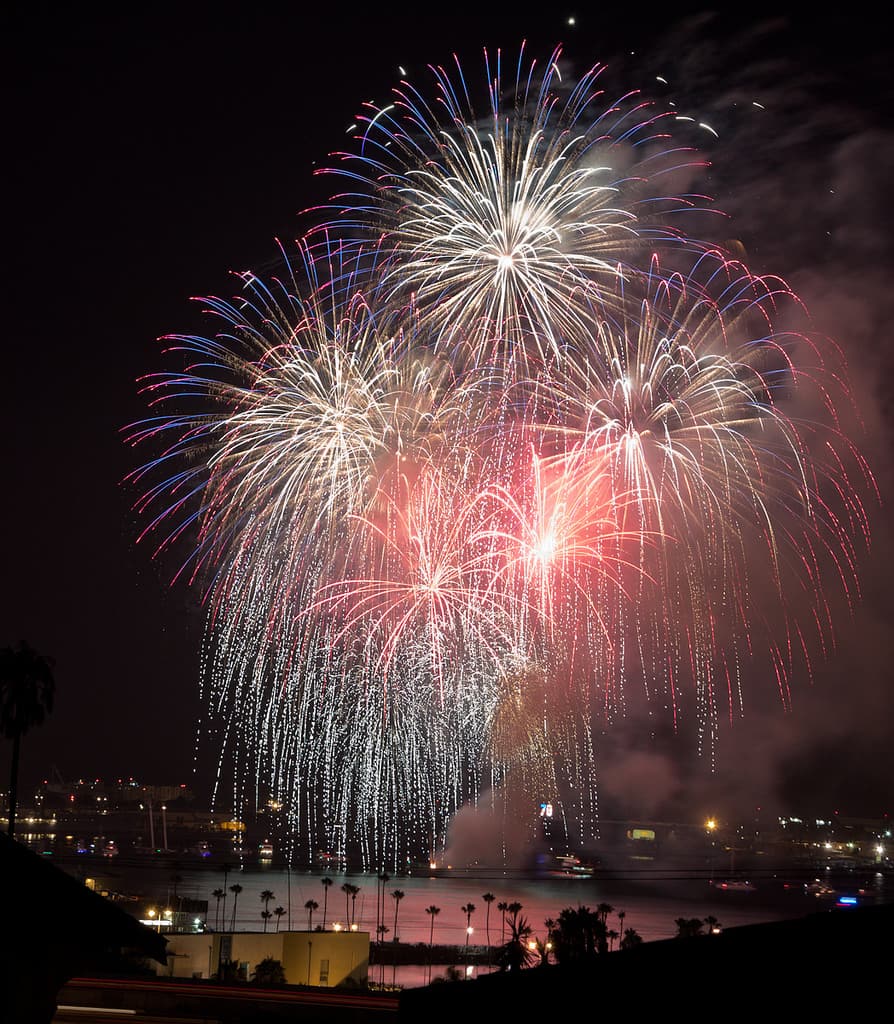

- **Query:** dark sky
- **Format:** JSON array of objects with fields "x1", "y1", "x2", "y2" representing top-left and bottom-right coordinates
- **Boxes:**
[{"x1": 5, "y1": 5, "x2": 892, "y2": 821}]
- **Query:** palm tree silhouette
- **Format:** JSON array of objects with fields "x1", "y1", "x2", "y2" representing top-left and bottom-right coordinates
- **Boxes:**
[
  {"x1": 377, "y1": 872, "x2": 390, "y2": 937},
  {"x1": 229, "y1": 883, "x2": 243, "y2": 931},
  {"x1": 220, "y1": 864, "x2": 232, "y2": 929},
  {"x1": 260, "y1": 889, "x2": 275, "y2": 932},
  {"x1": 341, "y1": 882, "x2": 360, "y2": 927},
  {"x1": 341, "y1": 882, "x2": 352, "y2": 927},
  {"x1": 349, "y1": 884, "x2": 360, "y2": 927},
  {"x1": 0, "y1": 642, "x2": 55, "y2": 838},
  {"x1": 273, "y1": 906, "x2": 285, "y2": 932},
  {"x1": 305, "y1": 899, "x2": 319, "y2": 930},
  {"x1": 391, "y1": 889, "x2": 405, "y2": 940},
  {"x1": 461, "y1": 902, "x2": 476, "y2": 948},
  {"x1": 425, "y1": 904, "x2": 441, "y2": 981},
  {"x1": 320, "y1": 877, "x2": 333, "y2": 930},
  {"x1": 482, "y1": 893, "x2": 495, "y2": 948},
  {"x1": 497, "y1": 901, "x2": 508, "y2": 944},
  {"x1": 426, "y1": 905, "x2": 441, "y2": 947},
  {"x1": 211, "y1": 888, "x2": 225, "y2": 931}
]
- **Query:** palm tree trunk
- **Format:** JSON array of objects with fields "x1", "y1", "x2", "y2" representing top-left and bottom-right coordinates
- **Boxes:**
[{"x1": 7, "y1": 732, "x2": 21, "y2": 837}]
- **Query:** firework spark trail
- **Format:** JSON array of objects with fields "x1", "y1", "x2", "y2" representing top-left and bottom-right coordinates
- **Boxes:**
[
  {"x1": 127, "y1": 45, "x2": 874, "y2": 867},
  {"x1": 320, "y1": 43, "x2": 713, "y2": 376}
]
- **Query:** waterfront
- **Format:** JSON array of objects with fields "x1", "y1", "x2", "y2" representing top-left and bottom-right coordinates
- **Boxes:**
[{"x1": 56, "y1": 854, "x2": 890, "y2": 988}]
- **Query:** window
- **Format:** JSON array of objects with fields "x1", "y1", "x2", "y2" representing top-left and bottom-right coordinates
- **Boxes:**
[{"x1": 319, "y1": 958, "x2": 329, "y2": 984}]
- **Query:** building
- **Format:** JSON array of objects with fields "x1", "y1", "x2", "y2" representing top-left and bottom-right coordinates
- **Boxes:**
[{"x1": 159, "y1": 929, "x2": 369, "y2": 987}]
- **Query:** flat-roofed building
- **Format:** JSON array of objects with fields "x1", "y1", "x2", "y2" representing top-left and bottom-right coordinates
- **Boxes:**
[{"x1": 158, "y1": 929, "x2": 369, "y2": 987}]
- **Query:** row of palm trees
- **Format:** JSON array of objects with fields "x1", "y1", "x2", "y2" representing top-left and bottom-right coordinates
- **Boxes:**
[{"x1": 206, "y1": 872, "x2": 648, "y2": 955}]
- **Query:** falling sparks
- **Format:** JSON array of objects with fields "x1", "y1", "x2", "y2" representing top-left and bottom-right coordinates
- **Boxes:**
[{"x1": 127, "y1": 45, "x2": 874, "y2": 869}]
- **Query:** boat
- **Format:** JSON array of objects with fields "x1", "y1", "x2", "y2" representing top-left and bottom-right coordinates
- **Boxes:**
[
  {"x1": 711, "y1": 879, "x2": 756, "y2": 892},
  {"x1": 547, "y1": 854, "x2": 596, "y2": 878}
]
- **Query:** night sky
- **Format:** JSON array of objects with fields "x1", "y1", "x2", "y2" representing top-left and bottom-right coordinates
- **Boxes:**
[{"x1": 5, "y1": 6, "x2": 892, "y2": 821}]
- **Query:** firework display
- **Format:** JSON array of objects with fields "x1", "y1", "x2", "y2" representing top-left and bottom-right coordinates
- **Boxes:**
[{"x1": 128, "y1": 46, "x2": 873, "y2": 867}]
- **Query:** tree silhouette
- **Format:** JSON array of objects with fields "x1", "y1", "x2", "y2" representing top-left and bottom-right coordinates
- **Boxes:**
[
  {"x1": 498, "y1": 911, "x2": 533, "y2": 972},
  {"x1": 0, "y1": 642, "x2": 55, "y2": 837},
  {"x1": 425, "y1": 905, "x2": 441, "y2": 985},
  {"x1": 377, "y1": 872, "x2": 390, "y2": 938},
  {"x1": 260, "y1": 889, "x2": 275, "y2": 932},
  {"x1": 596, "y1": 902, "x2": 614, "y2": 924},
  {"x1": 340, "y1": 882, "x2": 360, "y2": 927},
  {"x1": 426, "y1": 905, "x2": 441, "y2": 948},
  {"x1": 391, "y1": 889, "x2": 405, "y2": 940},
  {"x1": 620, "y1": 927, "x2": 643, "y2": 949},
  {"x1": 211, "y1": 888, "x2": 225, "y2": 931},
  {"x1": 229, "y1": 883, "x2": 243, "y2": 931},
  {"x1": 461, "y1": 903, "x2": 476, "y2": 949},
  {"x1": 220, "y1": 864, "x2": 232, "y2": 929},
  {"x1": 497, "y1": 901, "x2": 508, "y2": 944},
  {"x1": 675, "y1": 917, "x2": 704, "y2": 938},
  {"x1": 552, "y1": 905, "x2": 607, "y2": 964},
  {"x1": 252, "y1": 957, "x2": 286, "y2": 985},
  {"x1": 320, "y1": 876, "x2": 333, "y2": 930},
  {"x1": 273, "y1": 906, "x2": 285, "y2": 932},
  {"x1": 305, "y1": 899, "x2": 319, "y2": 930},
  {"x1": 482, "y1": 893, "x2": 495, "y2": 948}
]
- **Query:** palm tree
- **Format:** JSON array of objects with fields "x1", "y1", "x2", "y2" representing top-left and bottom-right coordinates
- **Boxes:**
[
  {"x1": 607, "y1": 928, "x2": 619, "y2": 950},
  {"x1": 506, "y1": 902, "x2": 523, "y2": 934},
  {"x1": 260, "y1": 889, "x2": 275, "y2": 932},
  {"x1": 349, "y1": 884, "x2": 360, "y2": 927},
  {"x1": 497, "y1": 901, "x2": 508, "y2": 944},
  {"x1": 391, "y1": 889, "x2": 405, "y2": 940},
  {"x1": 212, "y1": 888, "x2": 225, "y2": 931},
  {"x1": 596, "y1": 902, "x2": 614, "y2": 924},
  {"x1": 704, "y1": 915, "x2": 722, "y2": 934},
  {"x1": 220, "y1": 864, "x2": 232, "y2": 929},
  {"x1": 461, "y1": 902, "x2": 476, "y2": 948},
  {"x1": 341, "y1": 882, "x2": 360, "y2": 927},
  {"x1": 552, "y1": 905, "x2": 606, "y2": 963},
  {"x1": 620, "y1": 927, "x2": 643, "y2": 950},
  {"x1": 229, "y1": 883, "x2": 243, "y2": 931},
  {"x1": 341, "y1": 882, "x2": 352, "y2": 926},
  {"x1": 273, "y1": 906, "x2": 285, "y2": 932},
  {"x1": 617, "y1": 909, "x2": 626, "y2": 941},
  {"x1": 320, "y1": 876, "x2": 333, "y2": 930},
  {"x1": 0, "y1": 642, "x2": 55, "y2": 838},
  {"x1": 499, "y1": 912, "x2": 533, "y2": 972},
  {"x1": 425, "y1": 905, "x2": 441, "y2": 949},
  {"x1": 482, "y1": 893, "x2": 495, "y2": 947},
  {"x1": 305, "y1": 899, "x2": 319, "y2": 930},
  {"x1": 377, "y1": 872, "x2": 390, "y2": 937},
  {"x1": 675, "y1": 916, "x2": 704, "y2": 938}
]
